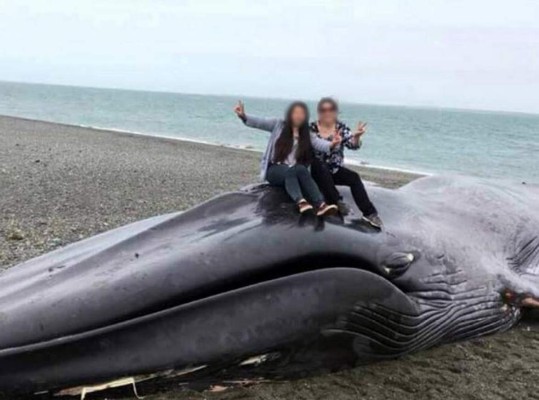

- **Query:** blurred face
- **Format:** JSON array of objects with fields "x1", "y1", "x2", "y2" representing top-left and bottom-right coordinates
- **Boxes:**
[
  {"x1": 318, "y1": 102, "x2": 338, "y2": 125},
  {"x1": 290, "y1": 106, "x2": 307, "y2": 128}
]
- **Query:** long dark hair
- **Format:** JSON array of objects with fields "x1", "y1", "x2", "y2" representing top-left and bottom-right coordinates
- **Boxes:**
[{"x1": 273, "y1": 101, "x2": 313, "y2": 165}]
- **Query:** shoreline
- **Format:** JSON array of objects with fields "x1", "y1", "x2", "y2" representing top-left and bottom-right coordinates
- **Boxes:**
[
  {"x1": 83, "y1": 123, "x2": 434, "y2": 177},
  {"x1": 0, "y1": 113, "x2": 431, "y2": 178},
  {"x1": 86, "y1": 123, "x2": 436, "y2": 176}
]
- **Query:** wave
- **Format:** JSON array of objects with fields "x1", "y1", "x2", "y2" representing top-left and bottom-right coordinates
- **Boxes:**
[
  {"x1": 345, "y1": 159, "x2": 433, "y2": 176},
  {"x1": 81, "y1": 124, "x2": 261, "y2": 151}
]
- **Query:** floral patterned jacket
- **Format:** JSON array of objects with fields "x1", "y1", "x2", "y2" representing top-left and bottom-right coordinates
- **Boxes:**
[{"x1": 310, "y1": 121, "x2": 362, "y2": 173}]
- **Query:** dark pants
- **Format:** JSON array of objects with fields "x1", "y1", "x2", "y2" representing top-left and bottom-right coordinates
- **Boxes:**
[
  {"x1": 266, "y1": 164, "x2": 324, "y2": 206},
  {"x1": 311, "y1": 158, "x2": 377, "y2": 216}
]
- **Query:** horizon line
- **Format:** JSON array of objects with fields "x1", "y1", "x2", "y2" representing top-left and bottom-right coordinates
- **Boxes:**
[{"x1": 2, "y1": 79, "x2": 538, "y2": 118}]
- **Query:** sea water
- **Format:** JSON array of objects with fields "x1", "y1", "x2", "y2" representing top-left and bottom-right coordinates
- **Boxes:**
[{"x1": 0, "y1": 81, "x2": 537, "y2": 183}]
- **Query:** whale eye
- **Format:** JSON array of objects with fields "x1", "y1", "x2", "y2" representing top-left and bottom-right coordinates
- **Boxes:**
[{"x1": 382, "y1": 252, "x2": 415, "y2": 277}]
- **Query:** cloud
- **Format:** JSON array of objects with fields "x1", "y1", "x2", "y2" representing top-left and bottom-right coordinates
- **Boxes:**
[{"x1": 1, "y1": 0, "x2": 538, "y2": 113}]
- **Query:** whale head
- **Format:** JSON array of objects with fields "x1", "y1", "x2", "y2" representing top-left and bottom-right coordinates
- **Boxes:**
[{"x1": 0, "y1": 175, "x2": 537, "y2": 394}]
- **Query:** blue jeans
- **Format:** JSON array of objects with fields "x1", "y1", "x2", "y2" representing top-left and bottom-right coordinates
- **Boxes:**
[{"x1": 266, "y1": 164, "x2": 324, "y2": 205}]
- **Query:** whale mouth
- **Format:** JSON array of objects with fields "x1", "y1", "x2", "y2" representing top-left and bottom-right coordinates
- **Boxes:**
[
  {"x1": 1, "y1": 266, "x2": 411, "y2": 394},
  {"x1": 137, "y1": 253, "x2": 400, "y2": 323},
  {"x1": 0, "y1": 253, "x2": 387, "y2": 353},
  {"x1": 0, "y1": 197, "x2": 415, "y2": 354}
]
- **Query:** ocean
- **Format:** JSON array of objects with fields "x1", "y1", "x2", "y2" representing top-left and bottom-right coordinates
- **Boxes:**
[{"x1": 1, "y1": 81, "x2": 537, "y2": 183}]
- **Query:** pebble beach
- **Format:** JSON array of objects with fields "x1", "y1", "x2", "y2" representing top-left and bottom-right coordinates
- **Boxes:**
[{"x1": 1, "y1": 115, "x2": 537, "y2": 400}]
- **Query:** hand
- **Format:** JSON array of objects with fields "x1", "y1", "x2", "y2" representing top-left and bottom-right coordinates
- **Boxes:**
[
  {"x1": 234, "y1": 100, "x2": 246, "y2": 119},
  {"x1": 331, "y1": 129, "x2": 342, "y2": 148},
  {"x1": 353, "y1": 121, "x2": 368, "y2": 137}
]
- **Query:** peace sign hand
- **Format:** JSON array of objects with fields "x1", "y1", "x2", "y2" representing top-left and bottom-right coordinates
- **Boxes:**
[
  {"x1": 331, "y1": 129, "x2": 343, "y2": 148},
  {"x1": 354, "y1": 121, "x2": 368, "y2": 137},
  {"x1": 234, "y1": 100, "x2": 246, "y2": 119}
]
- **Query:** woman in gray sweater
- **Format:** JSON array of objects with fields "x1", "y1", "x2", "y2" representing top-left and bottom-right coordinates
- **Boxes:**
[{"x1": 234, "y1": 100, "x2": 339, "y2": 216}]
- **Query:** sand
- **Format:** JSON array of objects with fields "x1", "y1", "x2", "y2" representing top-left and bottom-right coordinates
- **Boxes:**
[{"x1": 0, "y1": 115, "x2": 537, "y2": 400}]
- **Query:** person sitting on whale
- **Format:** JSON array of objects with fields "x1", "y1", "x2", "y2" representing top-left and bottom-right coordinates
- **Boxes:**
[
  {"x1": 309, "y1": 97, "x2": 383, "y2": 229},
  {"x1": 234, "y1": 100, "x2": 339, "y2": 216}
]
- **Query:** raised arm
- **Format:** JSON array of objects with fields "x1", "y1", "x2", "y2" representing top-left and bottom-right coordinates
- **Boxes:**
[
  {"x1": 344, "y1": 122, "x2": 367, "y2": 150},
  {"x1": 234, "y1": 100, "x2": 280, "y2": 132}
]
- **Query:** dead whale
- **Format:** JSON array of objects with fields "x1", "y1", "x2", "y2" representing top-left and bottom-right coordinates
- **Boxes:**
[{"x1": 0, "y1": 175, "x2": 537, "y2": 394}]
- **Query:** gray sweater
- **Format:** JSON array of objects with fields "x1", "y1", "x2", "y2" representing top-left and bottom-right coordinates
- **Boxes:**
[{"x1": 242, "y1": 115, "x2": 332, "y2": 181}]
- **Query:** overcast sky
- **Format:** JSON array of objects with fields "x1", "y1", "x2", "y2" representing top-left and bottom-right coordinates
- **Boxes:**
[{"x1": 1, "y1": 0, "x2": 538, "y2": 113}]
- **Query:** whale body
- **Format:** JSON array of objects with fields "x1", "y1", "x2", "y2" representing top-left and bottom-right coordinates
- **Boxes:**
[{"x1": 0, "y1": 175, "x2": 538, "y2": 394}]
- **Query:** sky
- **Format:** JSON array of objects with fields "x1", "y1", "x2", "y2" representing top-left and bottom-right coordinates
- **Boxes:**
[{"x1": 1, "y1": 0, "x2": 538, "y2": 113}]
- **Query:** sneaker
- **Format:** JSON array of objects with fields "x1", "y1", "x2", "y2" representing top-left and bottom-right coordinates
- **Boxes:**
[
  {"x1": 298, "y1": 200, "x2": 314, "y2": 214},
  {"x1": 317, "y1": 202, "x2": 338, "y2": 217},
  {"x1": 337, "y1": 201, "x2": 351, "y2": 216},
  {"x1": 362, "y1": 213, "x2": 383, "y2": 229}
]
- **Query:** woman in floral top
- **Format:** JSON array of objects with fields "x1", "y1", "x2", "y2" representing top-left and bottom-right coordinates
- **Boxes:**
[{"x1": 310, "y1": 97, "x2": 382, "y2": 228}]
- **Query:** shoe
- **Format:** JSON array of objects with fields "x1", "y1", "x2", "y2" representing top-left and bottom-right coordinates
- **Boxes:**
[
  {"x1": 298, "y1": 200, "x2": 314, "y2": 214},
  {"x1": 317, "y1": 202, "x2": 338, "y2": 217},
  {"x1": 362, "y1": 213, "x2": 383, "y2": 229},
  {"x1": 337, "y1": 201, "x2": 351, "y2": 215}
]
